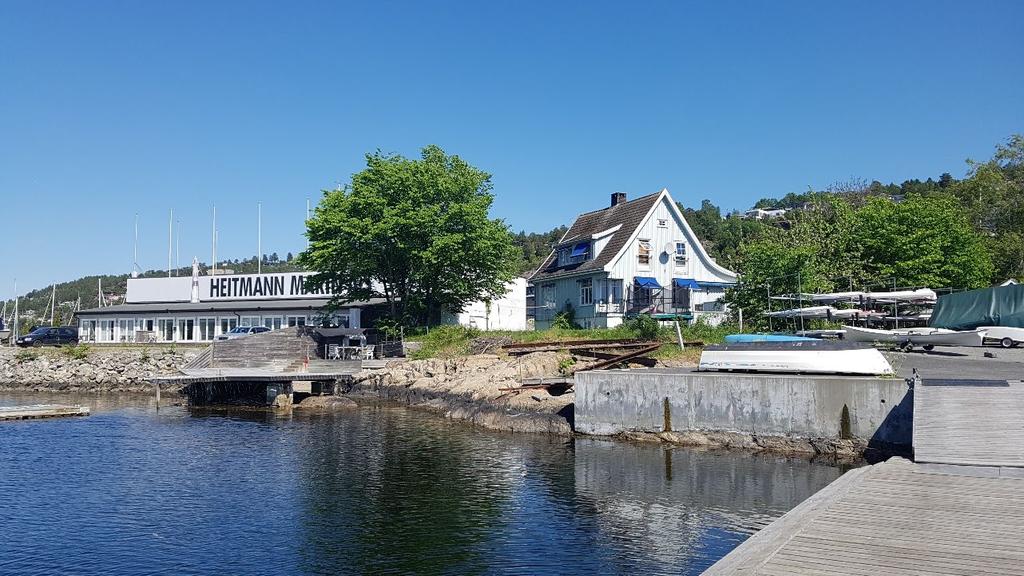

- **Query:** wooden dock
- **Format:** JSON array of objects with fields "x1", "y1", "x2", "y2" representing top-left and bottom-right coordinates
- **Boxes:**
[
  {"x1": 705, "y1": 378, "x2": 1024, "y2": 575},
  {"x1": 705, "y1": 457, "x2": 1024, "y2": 575},
  {"x1": 149, "y1": 368, "x2": 360, "y2": 386},
  {"x1": 0, "y1": 404, "x2": 90, "y2": 421},
  {"x1": 914, "y1": 378, "x2": 1024, "y2": 469}
]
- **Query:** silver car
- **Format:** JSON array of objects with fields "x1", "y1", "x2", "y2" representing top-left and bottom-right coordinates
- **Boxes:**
[{"x1": 216, "y1": 326, "x2": 271, "y2": 341}]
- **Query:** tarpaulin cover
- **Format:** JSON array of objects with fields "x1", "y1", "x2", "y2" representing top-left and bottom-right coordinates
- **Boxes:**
[{"x1": 929, "y1": 284, "x2": 1024, "y2": 330}]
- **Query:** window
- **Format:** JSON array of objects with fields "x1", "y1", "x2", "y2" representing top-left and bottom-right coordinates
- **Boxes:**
[
  {"x1": 287, "y1": 315, "x2": 306, "y2": 327},
  {"x1": 657, "y1": 218, "x2": 668, "y2": 228},
  {"x1": 117, "y1": 319, "x2": 134, "y2": 342},
  {"x1": 198, "y1": 318, "x2": 216, "y2": 341},
  {"x1": 675, "y1": 242, "x2": 687, "y2": 263},
  {"x1": 178, "y1": 319, "x2": 195, "y2": 341},
  {"x1": 558, "y1": 243, "x2": 590, "y2": 266},
  {"x1": 158, "y1": 319, "x2": 175, "y2": 342},
  {"x1": 579, "y1": 278, "x2": 593, "y2": 306},
  {"x1": 239, "y1": 316, "x2": 261, "y2": 327},
  {"x1": 638, "y1": 240, "x2": 651, "y2": 266},
  {"x1": 220, "y1": 317, "x2": 238, "y2": 335},
  {"x1": 99, "y1": 320, "x2": 115, "y2": 342},
  {"x1": 263, "y1": 316, "x2": 283, "y2": 330}
]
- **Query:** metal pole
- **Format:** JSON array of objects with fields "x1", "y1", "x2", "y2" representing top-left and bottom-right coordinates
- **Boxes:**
[
  {"x1": 175, "y1": 219, "x2": 180, "y2": 275},
  {"x1": 167, "y1": 208, "x2": 173, "y2": 277},
  {"x1": 212, "y1": 205, "x2": 217, "y2": 276},
  {"x1": 766, "y1": 284, "x2": 772, "y2": 332},
  {"x1": 305, "y1": 199, "x2": 310, "y2": 250},
  {"x1": 257, "y1": 201, "x2": 262, "y2": 275},
  {"x1": 798, "y1": 271, "x2": 805, "y2": 332}
]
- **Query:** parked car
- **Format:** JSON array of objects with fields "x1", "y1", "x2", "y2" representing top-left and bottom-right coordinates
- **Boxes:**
[
  {"x1": 16, "y1": 326, "x2": 79, "y2": 347},
  {"x1": 215, "y1": 326, "x2": 271, "y2": 341},
  {"x1": 981, "y1": 326, "x2": 1024, "y2": 348}
]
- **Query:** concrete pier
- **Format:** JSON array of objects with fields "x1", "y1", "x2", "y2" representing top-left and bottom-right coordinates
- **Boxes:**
[{"x1": 575, "y1": 369, "x2": 912, "y2": 452}]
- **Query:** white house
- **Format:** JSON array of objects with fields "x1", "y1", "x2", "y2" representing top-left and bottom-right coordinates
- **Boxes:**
[
  {"x1": 743, "y1": 207, "x2": 788, "y2": 220},
  {"x1": 528, "y1": 190, "x2": 737, "y2": 329}
]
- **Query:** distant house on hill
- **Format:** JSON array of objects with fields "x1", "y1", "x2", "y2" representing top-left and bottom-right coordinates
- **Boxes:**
[
  {"x1": 742, "y1": 207, "x2": 788, "y2": 220},
  {"x1": 528, "y1": 189, "x2": 737, "y2": 329}
]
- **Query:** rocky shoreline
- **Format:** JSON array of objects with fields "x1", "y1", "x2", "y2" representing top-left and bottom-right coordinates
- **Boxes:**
[
  {"x1": 0, "y1": 346, "x2": 199, "y2": 393},
  {"x1": 2, "y1": 346, "x2": 877, "y2": 459}
]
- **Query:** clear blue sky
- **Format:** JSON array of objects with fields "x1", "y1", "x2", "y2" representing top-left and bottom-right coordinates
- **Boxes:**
[{"x1": 2, "y1": 0, "x2": 1022, "y2": 295}]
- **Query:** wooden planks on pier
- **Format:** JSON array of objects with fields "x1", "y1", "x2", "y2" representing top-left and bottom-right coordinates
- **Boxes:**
[
  {"x1": 149, "y1": 367, "x2": 360, "y2": 385},
  {"x1": 0, "y1": 404, "x2": 90, "y2": 421},
  {"x1": 705, "y1": 457, "x2": 1024, "y2": 575},
  {"x1": 913, "y1": 378, "x2": 1024, "y2": 468}
]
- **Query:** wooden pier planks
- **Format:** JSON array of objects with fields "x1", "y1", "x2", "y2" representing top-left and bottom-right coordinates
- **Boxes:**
[
  {"x1": 913, "y1": 379, "x2": 1024, "y2": 468},
  {"x1": 705, "y1": 458, "x2": 1024, "y2": 575},
  {"x1": 0, "y1": 404, "x2": 90, "y2": 421}
]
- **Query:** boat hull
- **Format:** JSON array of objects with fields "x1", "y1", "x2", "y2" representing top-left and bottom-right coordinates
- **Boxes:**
[
  {"x1": 843, "y1": 325, "x2": 985, "y2": 347},
  {"x1": 699, "y1": 341, "x2": 894, "y2": 376},
  {"x1": 724, "y1": 334, "x2": 817, "y2": 343}
]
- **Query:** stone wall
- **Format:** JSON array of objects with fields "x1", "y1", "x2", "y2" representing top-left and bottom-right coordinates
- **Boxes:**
[
  {"x1": 575, "y1": 368, "x2": 914, "y2": 458},
  {"x1": 0, "y1": 346, "x2": 199, "y2": 393}
]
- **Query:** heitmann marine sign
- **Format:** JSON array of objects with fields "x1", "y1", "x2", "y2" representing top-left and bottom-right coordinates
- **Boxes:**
[{"x1": 125, "y1": 272, "x2": 339, "y2": 304}]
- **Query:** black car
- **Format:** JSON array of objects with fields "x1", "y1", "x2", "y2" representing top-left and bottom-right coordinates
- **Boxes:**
[{"x1": 16, "y1": 326, "x2": 79, "y2": 347}]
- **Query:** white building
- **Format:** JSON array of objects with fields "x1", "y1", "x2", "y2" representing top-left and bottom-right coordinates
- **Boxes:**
[
  {"x1": 77, "y1": 270, "x2": 382, "y2": 343},
  {"x1": 447, "y1": 278, "x2": 528, "y2": 331},
  {"x1": 528, "y1": 190, "x2": 737, "y2": 329}
]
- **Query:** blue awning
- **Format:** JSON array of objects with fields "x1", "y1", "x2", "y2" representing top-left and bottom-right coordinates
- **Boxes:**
[
  {"x1": 699, "y1": 281, "x2": 735, "y2": 289},
  {"x1": 570, "y1": 242, "x2": 589, "y2": 258},
  {"x1": 634, "y1": 276, "x2": 662, "y2": 288},
  {"x1": 673, "y1": 278, "x2": 701, "y2": 289}
]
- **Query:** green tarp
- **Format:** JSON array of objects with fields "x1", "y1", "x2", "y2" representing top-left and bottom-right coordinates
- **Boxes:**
[{"x1": 929, "y1": 284, "x2": 1024, "y2": 330}]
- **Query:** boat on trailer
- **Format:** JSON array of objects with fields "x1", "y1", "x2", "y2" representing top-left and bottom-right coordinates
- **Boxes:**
[
  {"x1": 843, "y1": 325, "x2": 986, "y2": 350},
  {"x1": 698, "y1": 340, "x2": 894, "y2": 376}
]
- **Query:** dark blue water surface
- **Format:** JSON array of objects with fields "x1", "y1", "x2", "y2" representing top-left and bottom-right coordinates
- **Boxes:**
[{"x1": 0, "y1": 393, "x2": 847, "y2": 575}]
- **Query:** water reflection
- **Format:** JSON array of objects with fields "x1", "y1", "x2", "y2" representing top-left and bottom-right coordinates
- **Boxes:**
[{"x1": 0, "y1": 393, "x2": 848, "y2": 575}]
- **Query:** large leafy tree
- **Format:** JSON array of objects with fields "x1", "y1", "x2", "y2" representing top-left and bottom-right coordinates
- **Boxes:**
[
  {"x1": 300, "y1": 145, "x2": 519, "y2": 326},
  {"x1": 852, "y1": 195, "x2": 993, "y2": 289}
]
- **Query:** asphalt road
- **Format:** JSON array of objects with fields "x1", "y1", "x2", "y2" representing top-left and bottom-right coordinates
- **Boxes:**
[{"x1": 884, "y1": 344, "x2": 1024, "y2": 380}]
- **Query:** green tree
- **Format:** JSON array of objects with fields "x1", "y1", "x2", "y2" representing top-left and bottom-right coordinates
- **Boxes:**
[
  {"x1": 300, "y1": 145, "x2": 519, "y2": 326},
  {"x1": 852, "y1": 195, "x2": 993, "y2": 289}
]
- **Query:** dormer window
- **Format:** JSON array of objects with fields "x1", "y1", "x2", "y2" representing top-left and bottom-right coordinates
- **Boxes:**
[{"x1": 557, "y1": 242, "x2": 590, "y2": 266}]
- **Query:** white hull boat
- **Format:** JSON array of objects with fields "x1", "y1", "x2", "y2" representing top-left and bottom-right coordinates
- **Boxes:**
[
  {"x1": 698, "y1": 341, "x2": 894, "y2": 376},
  {"x1": 843, "y1": 325, "x2": 986, "y2": 348}
]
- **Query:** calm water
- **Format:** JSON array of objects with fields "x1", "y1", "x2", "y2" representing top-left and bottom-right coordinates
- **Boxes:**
[{"x1": 0, "y1": 393, "x2": 849, "y2": 575}]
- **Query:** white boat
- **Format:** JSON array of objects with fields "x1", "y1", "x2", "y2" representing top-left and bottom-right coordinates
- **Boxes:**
[
  {"x1": 698, "y1": 340, "x2": 894, "y2": 376},
  {"x1": 843, "y1": 325, "x2": 986, "y2": 348},
  {"x1": 0, "y1": 328, "x2": 9, "y2": 343},
  {"x1": 980, "y1": 326, "x2": 1024, "y2": 348}
]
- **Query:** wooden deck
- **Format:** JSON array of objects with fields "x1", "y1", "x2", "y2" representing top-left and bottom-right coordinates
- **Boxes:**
[
  {"x1": 149, "y1": 368, "x2": 360, "y2": 385},
  {"x1": 705, "y1": 458, "x2": 1024, "y2": 575},
  {"x1": 0, "y1": 404, "x2": 90, "y2": 421},
  {"x1": 706, "y1": 378, "x2": 1024, "y2": 575},
  {"x1": 914, "y1": 378, "x2": 1024, "y2": 468}
]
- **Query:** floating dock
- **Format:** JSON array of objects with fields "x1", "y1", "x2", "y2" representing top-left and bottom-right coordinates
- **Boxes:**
[
  {"x1": 0, "y1": 404, "x2": 90, "y2": 421},
  {"x1": 705, "y1": 378, "x2": 1024, "y2": 575}
]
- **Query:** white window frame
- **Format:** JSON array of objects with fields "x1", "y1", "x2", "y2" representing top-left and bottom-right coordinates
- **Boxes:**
[
  {"x1": 657, "y1": 218, "x2": 668, "y2": 228},
  {"x1": 263, "y1": 316, "x2": 283, "y2": 330},
  {"x1": 579, "y1": 278, "x2": 593, "y2": 306},
  {"x1": 638, "y1": 239, "x2": 651, "y2": 266},
  {"x1": 198, "y1": 317, "x2": 217, "y2": 341},
  {"x1": 286, "y1": 315, "x2": 306, "y2": 328},
  {"x1": 157, "y1": 318, "x2": 175, "y2": 342},
  {"x1": 675, "y1": 241, "x2": 687, "y2": 263},
  {"x1": 219, "y1": 317, "x2": 238, "y2": 335}
]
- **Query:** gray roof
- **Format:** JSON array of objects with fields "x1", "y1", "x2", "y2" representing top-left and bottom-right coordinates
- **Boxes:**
[
  {"x1": 529, "y1": 192, "x2": 661, "y2": 282},
  {"x1": 77, "y1": 298, "x2": 387, "y2": 316}
]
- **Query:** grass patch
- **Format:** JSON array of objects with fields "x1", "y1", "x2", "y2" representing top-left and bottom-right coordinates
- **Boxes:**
[{"x1": 408, "y1": 317, "x2": 739, "y2": 360}]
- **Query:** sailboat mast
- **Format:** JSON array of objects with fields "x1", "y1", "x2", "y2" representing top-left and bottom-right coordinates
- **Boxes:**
[
  {"x1": 212, "y1": 205, "x2": 217, "y2": 277},
  {"x1": 50, "y1": 284, "x2": 56, "y2": 325},
  {"x1": 167, "y1": 208, "x2": 173, "y2": 278}
]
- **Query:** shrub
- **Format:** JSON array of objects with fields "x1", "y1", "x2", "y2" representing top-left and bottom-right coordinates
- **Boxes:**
[
  {"x1": 61, "y1": 344, "x2": 91, "y2": 360},
  {"x1": 551, "y1": 303, "x2": 580, "y2": 330},
  {"x1": 557, "y1": 355, "x2": 577, "y2": 376},
  {"x1": 624, "y1": 314, "x2": 662, "y2": 341},
  {"x1": 14, "y1": 349, "x2": 38, "y2": 363}
]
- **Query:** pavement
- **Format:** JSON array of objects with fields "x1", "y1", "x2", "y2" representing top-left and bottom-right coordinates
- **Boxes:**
[{"x1": 883, "y1": 344, "x2": 1024, "y2": 381}]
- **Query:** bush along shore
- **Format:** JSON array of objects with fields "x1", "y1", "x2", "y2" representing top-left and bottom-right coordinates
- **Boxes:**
[{"x1": 0, "y1": 346, "x2": 199, "y2": 393}]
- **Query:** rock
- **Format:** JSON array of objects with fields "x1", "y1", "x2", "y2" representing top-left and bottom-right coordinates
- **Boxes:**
[{"x1": 295, "y1": 395, "x2": 358, "y2": 410}]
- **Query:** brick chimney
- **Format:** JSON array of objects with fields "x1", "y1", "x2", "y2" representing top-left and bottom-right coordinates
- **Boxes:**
[{"x1": 611, "y1": 192, "x2": 627, "y2": 207}]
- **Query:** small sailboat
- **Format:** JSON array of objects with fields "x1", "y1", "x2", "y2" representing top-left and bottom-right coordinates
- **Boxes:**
[{"x1": 699, "y1": 340, "x2": 894, "y2": 376}]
